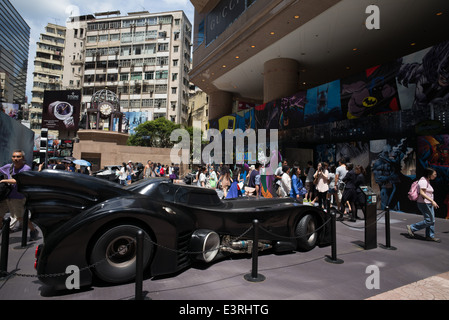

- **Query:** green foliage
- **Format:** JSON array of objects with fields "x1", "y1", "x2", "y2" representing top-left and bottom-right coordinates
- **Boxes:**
[{"x1": 127, "y1": 117, "x2": 182, "y2": 148}]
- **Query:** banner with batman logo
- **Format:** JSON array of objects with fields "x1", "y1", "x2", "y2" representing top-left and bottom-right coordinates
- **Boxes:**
[{"x1": 340, "y1": 61, "x2": 402, "y2": 119}]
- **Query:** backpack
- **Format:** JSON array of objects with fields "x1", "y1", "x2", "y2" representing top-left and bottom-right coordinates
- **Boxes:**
[{"x1": 408, "y1": 180, "x2": 420, "y2": 201}]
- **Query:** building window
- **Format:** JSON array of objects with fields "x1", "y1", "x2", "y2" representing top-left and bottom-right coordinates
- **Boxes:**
[
  {"x1": 144, "y1": 72, "x2": 154, "y2": 80},
  {"x1": 131, "y1": 72, "x2": 142, "y2": 80},
  {"x1": 156, "y1": 71, "x2": 168, "y2": 79},
  {"x1": 158, "y1": 43, "x2": 169, "y2": 52},
  {"x1": 197, "y1": 20, "x2": 204, "y2": 47}
]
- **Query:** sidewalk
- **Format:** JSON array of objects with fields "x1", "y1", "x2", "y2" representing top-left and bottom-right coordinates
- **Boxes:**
[
  {"x1": 367, "y1": 271, "x2": 449, "y2": 300},
  {"x1": 1, "y1": 209, "x2": 449, "y2": 300}
]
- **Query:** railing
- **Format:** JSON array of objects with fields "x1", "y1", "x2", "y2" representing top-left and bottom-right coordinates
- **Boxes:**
[{"x1": 0, "y1": 201, "x2": 396, "y2": 300}]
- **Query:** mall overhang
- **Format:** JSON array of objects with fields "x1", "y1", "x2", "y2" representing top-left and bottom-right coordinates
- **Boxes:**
[{"x1": 190, "y1": 0, "x2": 449, "y2": 103}]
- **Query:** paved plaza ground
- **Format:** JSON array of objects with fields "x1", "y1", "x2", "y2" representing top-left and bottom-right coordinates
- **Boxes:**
[{"x1": 1, "y1": 209, "x2": 449, "y2": 305}]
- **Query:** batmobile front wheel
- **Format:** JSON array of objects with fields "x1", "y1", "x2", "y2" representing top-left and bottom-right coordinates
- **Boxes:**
[
  {"x1": 295, "y1": 214, "x2": 318, "y2": 252},
  {"x1": 90, "y1": 225, "x2": 153, "y2": 284}
]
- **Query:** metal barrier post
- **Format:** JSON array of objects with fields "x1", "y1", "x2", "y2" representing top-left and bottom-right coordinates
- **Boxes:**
[
  {"x1": 325, "y1": 211, "x2": 344, "y2": 264},
  {"x1": 244, "y1": 220, "x2": 265, "y2": 282},
  {"x1": 379, "y1": 206, "x2": 397, "y2": 250},
  {"x1": 135, "y1": 230, "x2": 144, "y2": 300},
  {"x1": 1, "y1": 217, "x2": 11, "y2": 277},
  {"x1": 21, "y1": 210, "x2": 28, "y2": 248}
]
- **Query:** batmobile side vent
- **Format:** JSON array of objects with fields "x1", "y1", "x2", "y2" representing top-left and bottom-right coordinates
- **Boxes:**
[{"x1": 176, "y1": 231, "x2": 192, "y2": 269}]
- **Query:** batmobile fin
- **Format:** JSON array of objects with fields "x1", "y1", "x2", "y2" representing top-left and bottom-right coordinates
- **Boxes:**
[{"x1": 15, "y1": 170, "x2": 132, "y2": 237}]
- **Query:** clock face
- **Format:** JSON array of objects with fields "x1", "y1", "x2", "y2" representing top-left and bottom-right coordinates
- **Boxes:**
[
  {"x1": 99, "y1": 102, "x2": 113, "y2": 117},
  {"x1": 54, "y1": 102, "x2": 73, "y2": 120}
]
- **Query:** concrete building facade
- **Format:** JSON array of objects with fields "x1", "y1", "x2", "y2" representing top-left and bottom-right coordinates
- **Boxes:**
[
  {"x1": 80, "y1": 10, "x2": 192, "y2": 128},
  {"x1": 30, "y1": 23, "x2": 66, "y2": 131}
]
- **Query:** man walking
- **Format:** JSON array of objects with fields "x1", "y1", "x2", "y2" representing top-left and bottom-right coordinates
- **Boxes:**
[
  {"x1": 0, "y1": 149, "x2": 39, "y2": 240},
  {"x1": 335, "y1": 158, "x2": 348, "y2": 216}
]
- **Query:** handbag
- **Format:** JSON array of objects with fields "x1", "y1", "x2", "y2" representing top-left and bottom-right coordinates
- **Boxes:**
[{"x1": 338, "y1": 181, "x2": 346, "y2": 191}]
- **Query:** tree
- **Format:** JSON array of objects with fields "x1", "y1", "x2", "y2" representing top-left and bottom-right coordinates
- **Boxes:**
[{"x1": 127, "y1": 117, "x2": 181, "y2": 148}]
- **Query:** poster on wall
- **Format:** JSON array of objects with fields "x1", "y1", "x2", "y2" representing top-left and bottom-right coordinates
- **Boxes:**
[
  {"x1": 341, "y1": 61, "x2": 402, "y2": 120},
  {"x1": 304, "y1": 80, "x2": 342, "y2": 125},
  {"x1": 336, "y1": 141, "x2": 370, "y2": 169},
  {"x1": 254, "y1": 101, "x2": 280, "y2": 130},
  {"x1": 122, "y1": 111, "x2": 152, "y2": 135},
  {"x1": 1, "y1": 103, "x2": 19, "y2": 119},
  {"x1": 370, "y1": 138, "x2": 416, "y2": 212},
  {"x1": 279, "y1": 91, "x2": 307, "y2": 130},
  {"x1": 396, "y1": 40, "x2": 449, "y2": 111},
  {"x1": 42, "y1": 90, "x2": 81, "y2": 131},
  {"x1": 417, "y1": 134, "x2": 449, "y2": 219},
  {"x1": 235, "y1": 109, "x2": 255, "y2": 131},
  {"x1": 316, "y1": 144, "x2": 336, "y2": 166}
]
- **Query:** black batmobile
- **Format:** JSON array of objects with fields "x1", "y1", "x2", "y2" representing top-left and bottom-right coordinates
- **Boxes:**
[{"x1": 17, "y1": 170, "x2": 331, "y2": 290}]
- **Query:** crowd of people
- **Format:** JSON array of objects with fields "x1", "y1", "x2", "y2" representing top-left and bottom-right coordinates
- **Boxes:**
[
  {"x1": 0, "y1": 150, "x2": 442, "y2": 244},
  {"x1": 184, "y1": 158, "x2": 372, "y2": 222},
  {"x1": 117, "y1": 160, "x2": 181, "y2": 186}
]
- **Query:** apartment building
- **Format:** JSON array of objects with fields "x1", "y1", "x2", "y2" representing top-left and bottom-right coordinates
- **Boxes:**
[
  {"x1": 30, "y1": 23, "x2": 66, "y2": 131},
  {"x1": 188, "y1": 87, "x2": 209, "y2": 130},
  {"x1": 63, "y1": 14, "x2": 95, "y2": 91},
  {"x1": 80, "y1": 10, "x2": 192, "y2": 127}
]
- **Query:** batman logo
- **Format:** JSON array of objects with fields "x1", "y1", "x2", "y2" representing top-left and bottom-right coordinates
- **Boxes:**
[{"x1": 363, "y1": 96, "x2": 378, "y2": 107}]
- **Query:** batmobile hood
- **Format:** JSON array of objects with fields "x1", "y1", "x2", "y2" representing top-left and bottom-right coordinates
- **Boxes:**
[{"x1": 16, "y1": 170, "x2": 133, "y2": 236}]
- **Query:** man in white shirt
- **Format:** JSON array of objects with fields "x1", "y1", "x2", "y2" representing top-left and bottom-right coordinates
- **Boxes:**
[{"x1": 335, "y1": 158, "x2": 348, "y2": 213}]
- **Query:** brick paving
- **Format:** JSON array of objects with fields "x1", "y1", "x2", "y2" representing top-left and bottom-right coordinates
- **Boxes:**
[{"x1": 367, "y1": 271, "x2": 449, "y2": 300}]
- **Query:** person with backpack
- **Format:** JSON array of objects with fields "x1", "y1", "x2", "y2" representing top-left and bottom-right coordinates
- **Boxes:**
[{"x1": 406, "y1": 167, "x2": 441, "y2": 242}]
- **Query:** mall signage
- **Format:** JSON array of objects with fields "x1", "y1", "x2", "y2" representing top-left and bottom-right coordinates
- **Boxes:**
[{"x1": 206, "y1": 0, "x2": 247, "y2": 45}]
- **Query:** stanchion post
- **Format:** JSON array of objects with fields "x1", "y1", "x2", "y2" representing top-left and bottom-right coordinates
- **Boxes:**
[
  {"x1": 324, "y1": 211, "x2": 344, "y2": 264},
  {"x1": 1, "y1": 217, "x2": 11, "y2": 277},
  {"x1": 379, "y1": 206, "x2": 397, "y2": 250},
  {"x1": 135, "y1": 230, "x2": 144, "y2": 300},
  {"x1": 244, "y1": 220, "x2": 265, "y2": 282},
  {"x1": 21, "y1": 209, "x2": 28, "y2": 248}
]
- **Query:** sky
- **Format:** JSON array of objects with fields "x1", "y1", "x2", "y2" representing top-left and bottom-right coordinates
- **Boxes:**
[{"x1": 9, "y1": 0, "x2": 195, "y2": 102}]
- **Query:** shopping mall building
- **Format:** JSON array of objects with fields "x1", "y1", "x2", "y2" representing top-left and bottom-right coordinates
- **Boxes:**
[{"x1": 189, "y1": 0, "x2": 449, "y2": 217}]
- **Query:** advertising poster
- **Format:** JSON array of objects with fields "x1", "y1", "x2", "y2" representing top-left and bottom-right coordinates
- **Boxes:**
[
  {"x1": 123, "y1": 111, "x2": 151, "y2": 135},
  {"x1": 235, "y1": 109, "x2": 255, "y2": 131},
  {"x1": 254, "y1": 101, "x2": 280, "y2": 130},
  {"x1": 1, "y1": 103, "x2": 19, "y2": 119},
  {"x1": 370, "y1": 138, "x2": 416, "y2": 212},
  {"x1": 396, "y1": 40, "x2": 449, "y2": 111},
  {"x1": 304, "y1": 80, "x2": 342, "y2": 125},
  {"x1": 279, "y1": 91, "x2": 307, "y2": 130},
  {"x1": 341, "y1": 61, "x2": 402, "y2": 119},
  {"x1": 42, "y1": 90, "x2": 81, "y2": 130}
]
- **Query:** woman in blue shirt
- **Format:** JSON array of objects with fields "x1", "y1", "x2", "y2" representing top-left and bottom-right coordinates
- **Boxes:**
[{"x1": 290, "y1": 166, "x2": 306, "y2": 203}]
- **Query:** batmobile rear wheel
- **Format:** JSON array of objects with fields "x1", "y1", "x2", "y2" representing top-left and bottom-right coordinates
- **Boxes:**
[
  {"x1": 295, "y1": 214, "x2": 318, "y2": 252},
  {"x1": 90, "y1": 225, "x2": 153, "y2": 284}
]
